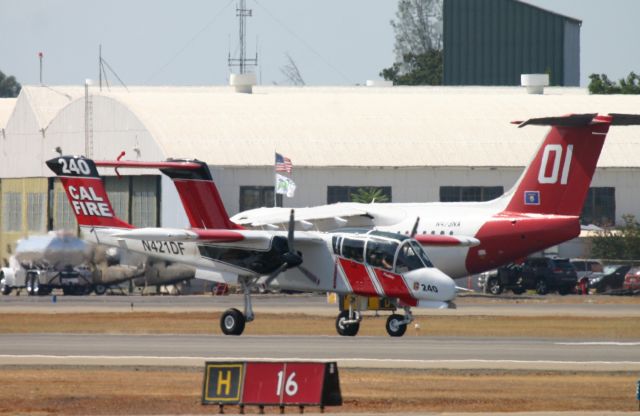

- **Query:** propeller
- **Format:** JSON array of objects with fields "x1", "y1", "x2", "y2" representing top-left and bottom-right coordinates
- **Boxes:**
[{"x1": 261, "y1": 209, "x2": 319, "y2": 288}]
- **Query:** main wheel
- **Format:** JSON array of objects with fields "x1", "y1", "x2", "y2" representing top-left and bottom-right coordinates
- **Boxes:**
[
  {"x1": 220, "y1": 308, "x2": 246, "y2": 335},
  {"x1": 385, "y1": 314, "x2": 407, "y2": 337},
  {"x1": 26, "y1": 274, "x2": 37, "y2": 296},
  {"x1": 486, "y1": 277, "x2": 503, "y2": 295},
  {"x1": 535, "y1": 280, "x2": 549, "y2": 295},
  {"x1": 335, "y1": 310, "x2": 360, "y2": 336}
]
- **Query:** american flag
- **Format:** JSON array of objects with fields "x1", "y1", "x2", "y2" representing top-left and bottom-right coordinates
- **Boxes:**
[{"x1": 275, "y1": 152, "x2": 292, "y2": 173}]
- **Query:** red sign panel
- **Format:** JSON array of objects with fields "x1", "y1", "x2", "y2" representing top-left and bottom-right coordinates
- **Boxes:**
[
  {"x1": 280, "y1": 363, "x2": 325, "y2": 404},
  {"x1": 242, "y1": 362, "x2": 283, "y2": 404}
]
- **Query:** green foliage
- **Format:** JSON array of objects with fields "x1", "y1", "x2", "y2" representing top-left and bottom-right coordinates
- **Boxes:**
[
  {"x1": 0, "y1": 70, "x2": 21, "y2": 98},
  {"x1": 588, "y1": 72, "x2": 640, "y2": 94},
  {"x1": 391, "y1": 0, "x2": 443, "y2": 59},
  {"x1": 380, "y1": 51, "x2": 443, "y2": 85},
  {"x1": 350, "y1": 187, "x2": 390, "y2": 204},
  {"x1": 591, "y1": 215, "x2": 640, "y2": 260}
]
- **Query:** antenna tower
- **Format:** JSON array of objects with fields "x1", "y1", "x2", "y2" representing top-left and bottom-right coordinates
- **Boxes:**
[{"x1": 228, "y1": 0, "x2": 258, "y2": 74}]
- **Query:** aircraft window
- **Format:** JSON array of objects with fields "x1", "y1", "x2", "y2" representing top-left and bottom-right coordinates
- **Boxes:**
[
  {"x1": 395, "y1": 242, "x2": 427, "y2": 273},
  {"x1": 449, "y1": 231, "x2": 453, "y2": 235},
  {"x1": 431, "y1": 230, "x2": 435, "y2": 235},
  {"x1": 365, "y1": 240, "x2": 398, "y2": 270},
  {"x1": 410, "y1": 241, "x2": 434, "y2": 268},
  {"x1": 440, "y1": 231, "x2": 445, "y2": 235},
  {"x1": 341, "y1": 238, "x2": 365, "y2": 263}
]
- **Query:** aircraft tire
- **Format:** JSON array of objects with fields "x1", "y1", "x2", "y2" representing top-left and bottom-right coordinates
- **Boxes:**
[
  {"x1": 220, "y1": 308, "x2": 246, "y2": 335},
  {"x1": 335, "y1": 311, "x2": 359, "y2": 336},
  {"x1": 385, "y1": 314, "x2": 407, "y2": 337}
]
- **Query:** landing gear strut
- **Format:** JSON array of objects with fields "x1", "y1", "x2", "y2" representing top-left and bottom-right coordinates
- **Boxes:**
[{"x1": 219, "y1": 277, "x2": 254, "y2": 336}]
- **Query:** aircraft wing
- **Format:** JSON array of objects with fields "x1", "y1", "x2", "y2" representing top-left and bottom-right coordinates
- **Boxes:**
[
  {"x1": 111, "y1": 228, "x2": 324, "y2": 247},
  {"x1": 414, "y1": 234, "x2": 480, "y2": 247},
  {"x1": 231, "y1": 203, "x2": 372, "y2": 228}
]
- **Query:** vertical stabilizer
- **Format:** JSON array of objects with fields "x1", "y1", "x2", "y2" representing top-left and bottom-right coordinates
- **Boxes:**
[{"x1": 46, "y1": 156, "x2": 133, "y2": 229}]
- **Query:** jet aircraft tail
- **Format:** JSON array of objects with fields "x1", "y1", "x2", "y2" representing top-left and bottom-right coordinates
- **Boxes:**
[
  {"x1": 46, "y1": 156, "x2": 134, "y2": 229},
  {"x1": 504, "y1": 113, "x2": 640, "y2": 216}
]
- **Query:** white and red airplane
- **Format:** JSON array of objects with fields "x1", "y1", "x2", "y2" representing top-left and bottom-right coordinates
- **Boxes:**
[
  {"x1": 232, "y1": 114, "x2": 640, "y2": 279},
  {"x1": 46, "y1": 156, "x2": 468, "y2": 337}
]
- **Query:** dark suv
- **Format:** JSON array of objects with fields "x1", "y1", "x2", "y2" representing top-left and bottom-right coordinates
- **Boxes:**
[{"x1": 486, "y1": 257, "x2": 578, "y2": 295}]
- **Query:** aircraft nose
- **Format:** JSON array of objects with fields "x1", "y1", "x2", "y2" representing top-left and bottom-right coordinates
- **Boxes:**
[{"x1": 426, "y1": 268, "x2": 457, "y2": 301}]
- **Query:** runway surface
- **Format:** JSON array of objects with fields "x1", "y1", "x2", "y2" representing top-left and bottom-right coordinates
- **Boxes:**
[
  {"x1": 2, "y1": 293, "x2": 639, "y2": 316},
  {"x1": 1, "y1": 333, "x2": 638, "y2": 371}
]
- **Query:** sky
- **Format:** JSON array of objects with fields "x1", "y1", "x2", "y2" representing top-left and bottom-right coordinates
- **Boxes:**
[{"x1": 1, "y1": 0, "x2": 639, "y2": 88}]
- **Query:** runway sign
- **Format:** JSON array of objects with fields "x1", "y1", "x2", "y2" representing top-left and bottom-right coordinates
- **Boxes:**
[{"x1": 202, "y1": 361, "x2": 342, "y2": 408}]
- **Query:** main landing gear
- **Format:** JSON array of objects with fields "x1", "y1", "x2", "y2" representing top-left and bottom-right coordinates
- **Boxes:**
[
  {"x1": 219, "y1": 278, "x2": 254, "y2": 336},
  {"x1": 335, "y1": 299, "x2": 414, "y2": 337}
]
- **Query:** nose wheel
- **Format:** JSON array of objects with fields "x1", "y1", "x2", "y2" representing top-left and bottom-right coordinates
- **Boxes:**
[
  {"x1": 385, "y1": 314, "x2": 408, "y2": 337},
  {"x1": 335, "y1": 310, "x2": 360, "y2": 336}
]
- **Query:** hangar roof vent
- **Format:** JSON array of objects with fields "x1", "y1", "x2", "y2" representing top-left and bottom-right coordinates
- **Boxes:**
[{"x1": 521, "y1": 73, "x2": 549, "y2": 95}]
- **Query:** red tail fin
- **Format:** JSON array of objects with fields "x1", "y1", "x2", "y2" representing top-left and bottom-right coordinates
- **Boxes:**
[
  {"x1": 505, "y1": 114, "x2": 610, "y2": 216},
  {"x1": 159, "y1": 160, "x2": 240, "y2": 230},
  {"x1": 46, "y1": 156, "x2": 133, "y2": 229}
]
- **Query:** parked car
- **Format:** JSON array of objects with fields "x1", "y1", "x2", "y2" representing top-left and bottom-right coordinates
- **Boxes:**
[
  {"x1": 571, "y1": 259, "x2": 604, "y2": 291},
  {"x1": 623, "y1": 267, "x2": 640, "y2": 291},
  {"x1": 484, "y1": 257, "x2": 577, "y2": 295},
  {"x1": 588, "y1": 264, "x2": 631, "y2": 293}
]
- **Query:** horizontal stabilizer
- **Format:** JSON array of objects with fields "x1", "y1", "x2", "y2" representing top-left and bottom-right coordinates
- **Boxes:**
[{"x1": 517, "y1": 113, "x2": 640, "y2": 128}]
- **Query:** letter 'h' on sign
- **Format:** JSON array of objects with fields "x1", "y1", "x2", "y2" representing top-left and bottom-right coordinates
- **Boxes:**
[{"x1": 202, "y1": 361, "x2": 342, "y2": 410}]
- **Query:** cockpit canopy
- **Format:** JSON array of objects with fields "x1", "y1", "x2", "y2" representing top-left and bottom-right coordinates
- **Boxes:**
[{"x1": 332, "y1": 232, "x2": 434, "y2": 273}]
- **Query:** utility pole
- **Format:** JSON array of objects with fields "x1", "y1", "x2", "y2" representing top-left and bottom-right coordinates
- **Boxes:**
[{"x1": 38, "y1": 52, "x2": 43, "y2": 85}]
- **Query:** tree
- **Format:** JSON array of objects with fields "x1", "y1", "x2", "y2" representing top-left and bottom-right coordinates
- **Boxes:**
[
  {"x1": 591, "y1": 215, "x2": 640, "y2": 260},
  {"x1": 0, "y1": 70, "x2": 21, "y2": 97},
  {"x1": 380, "y1": 50, "x2": 442, "y2": 85},
  {"x1": 350, "y1": 187, "x2": 390, "y2": 204},
  {"x1": 380, "y1": 0, "x2": 443, "y2": 86},
  {"x1": 391, "y1": 0, "x2": 443, "y2": 60},
  {"x1": 588, "y1": 72, "x2": 640, "y2": 94}
]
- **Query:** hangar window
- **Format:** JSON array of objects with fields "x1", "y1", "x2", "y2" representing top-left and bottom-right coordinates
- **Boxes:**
[
  {"x1": 240, "y1": 186, "x2": 282, "y2": 211},
  {"x1": 105, "y1": 176, "x2": 130, "y2": 222},
  {"x1": 27, "y1": 193, "x2": 46, "y2": 232},
  {"x1": 327, "y1": 186, "x2": 392, "y2": 204},
  {"x1": 439, "y1": 186, "x2": 503, "y2": 202},
  {"x1": 581, "y1": 187, "x2": 615, "y2": 226},
  {"x1": 131, "y1": 176, "x2": 160, "y2": 227},
  {"x1": 2, "y1": 192, "x2": 22, "y2": 232}
]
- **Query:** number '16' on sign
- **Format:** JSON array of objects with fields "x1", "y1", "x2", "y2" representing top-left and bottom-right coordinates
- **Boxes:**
[{"x1": 538, "y1": 144, "x2": 573, "y2": 185}]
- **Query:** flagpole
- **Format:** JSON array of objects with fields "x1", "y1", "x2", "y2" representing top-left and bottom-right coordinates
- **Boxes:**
[{"x1": 274, "y1": 151, "x2": 277, "y2": 208}]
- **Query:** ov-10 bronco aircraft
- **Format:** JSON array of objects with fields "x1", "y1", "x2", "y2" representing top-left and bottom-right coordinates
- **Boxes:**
[
  {"x1": 233, "y1": 113, "x2": 640, "y2": 279},
  {"x1": 47, "y1": 156, "x2": 467, "y2": 337}
]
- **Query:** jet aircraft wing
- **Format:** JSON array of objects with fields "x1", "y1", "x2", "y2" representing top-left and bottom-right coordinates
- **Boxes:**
[{"x1": 231, "y1": 203, "x2": 370, "y2": 228}]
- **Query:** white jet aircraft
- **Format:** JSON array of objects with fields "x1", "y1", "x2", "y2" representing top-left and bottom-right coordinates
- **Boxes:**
[{"x1": 232, "y1": 114, "x2": 640, "y2": 279}]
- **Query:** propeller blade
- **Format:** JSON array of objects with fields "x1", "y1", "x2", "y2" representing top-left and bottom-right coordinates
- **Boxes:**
[
  {"x1": 287, "y1": 209, "x2": 295, "y2": 253},
  {"x1": 298, "y1": 266, "x2": 320, "y2": 286},
  {"x1": 262, "y1": 263, "x2": 288, "y2": 289},
  {"x1": 410, "y1": 217, "x2": 420, "y2": 238}
]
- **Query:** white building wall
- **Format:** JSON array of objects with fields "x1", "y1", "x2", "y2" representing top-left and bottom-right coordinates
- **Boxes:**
[{"x1": 1, "y1": 94, "x2": 46, "y2": 178}]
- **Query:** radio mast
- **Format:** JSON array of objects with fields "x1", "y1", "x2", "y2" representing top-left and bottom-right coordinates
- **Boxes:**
[{"x1": 228, "y1": 0, "x2": 258, "y2": 74}]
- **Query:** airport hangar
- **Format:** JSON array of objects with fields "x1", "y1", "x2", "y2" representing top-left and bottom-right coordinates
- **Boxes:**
[{"x1": 0, "y1": 84, "x2": 639, "y2": 263}]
